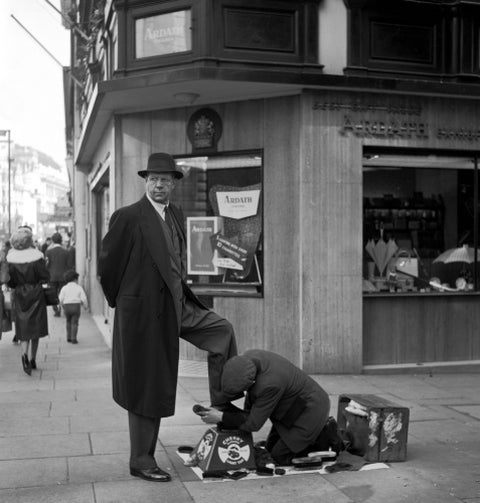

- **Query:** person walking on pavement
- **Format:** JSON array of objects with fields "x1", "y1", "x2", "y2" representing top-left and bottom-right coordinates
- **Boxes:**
[
  {"x1": 6, "y1": 228, "x2": 50, "y2": 375},
  {"x1": 98, "y1": 152, "x2": 240, "y2": 483},
  {"x1": 58, "y1": 269, "x2": 89, "y2": 344},
  {"x1": 40, "y1": 236, "x2": 52, "y2": 255},
  {"x1": 197, "y1": 349, "x2": 345, "y2": 466},
  {"x1": 0, "y1": 241, "x2": 11, "y2": 340},
  {"x1": 45, "y1": 232, "x2": 69, "y2": 317}
]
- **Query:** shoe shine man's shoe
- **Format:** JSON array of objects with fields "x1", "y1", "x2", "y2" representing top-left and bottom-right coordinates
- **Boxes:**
[
  {"x1": 130, "y1": 467, "x2": 171, "y2": 482},
  {"x1": 325, "y1": 417, "x2": 346, "y2": 455}
]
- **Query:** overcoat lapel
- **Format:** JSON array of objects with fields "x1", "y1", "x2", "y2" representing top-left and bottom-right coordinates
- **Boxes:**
[{"x1": 137, "y1": 196, "x2": 176, "y2": 300}]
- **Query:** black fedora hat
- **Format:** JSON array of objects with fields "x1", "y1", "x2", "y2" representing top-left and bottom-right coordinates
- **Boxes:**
[{"x1": 138, "y1": 152, "x2": 184, "y2": 179}]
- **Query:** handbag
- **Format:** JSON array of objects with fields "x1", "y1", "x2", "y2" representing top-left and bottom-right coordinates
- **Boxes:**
[
  {"x1": 394, "y1": 249, "x2": 419, "y2": 278},
  {"x1": 43, "y1": 286, "x2": 59, "y2": 306},
  {"x1": 3, "y1": 289, "x2": 11, "y2": 311},
  {"x1": 1, "y1": 309, "x2": 12, "y2": 333}
]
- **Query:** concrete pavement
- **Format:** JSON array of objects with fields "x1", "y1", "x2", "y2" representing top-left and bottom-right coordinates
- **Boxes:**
[{"x1": 1, "y1": 309, "x2": 480, "y2": 502}]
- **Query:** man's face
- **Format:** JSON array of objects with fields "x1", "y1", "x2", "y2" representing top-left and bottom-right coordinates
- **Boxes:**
[{"x1": 146, "y1": 173, "x2": 176, "y2": 204}]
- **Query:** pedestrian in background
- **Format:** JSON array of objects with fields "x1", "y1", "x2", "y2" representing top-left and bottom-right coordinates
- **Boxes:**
[
  {"x1": 58, "y1": 269, "x2": 88, "y2": 344},
  {"x1": 6, "y1": 228, "x2": 49, "y2": 375},
  {"x1": 66, "y1": 238, "x2": 76, "y2": 270},
  {"x1": 0, "y1": 242, "x2": 11, "y2": 340},
  {"x1": 1, "y1": 240, "x2": 16, "y2": 343},
  {"x1": 45, "y1": 232, "x2": 69, "y2": 317},
  {"x1": 99, "y1": 152, "x2": 240, "y2": 483},
  {"x1": 40, "y1": 236, "x2": 52, "y2": 255}
]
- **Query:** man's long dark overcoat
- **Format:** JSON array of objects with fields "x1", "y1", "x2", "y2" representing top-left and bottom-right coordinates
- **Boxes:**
[{"x1": 99, "y1": 195, "x2": 203, "y2": 418}]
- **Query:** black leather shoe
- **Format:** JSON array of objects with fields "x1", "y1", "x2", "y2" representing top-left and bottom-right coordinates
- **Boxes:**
[
  {"x1": 192, "y1": 404, "x2": 211, "y2": 416},
  {"x1": 130, "y1": 467, "x2": 171, "y2": 482},
  {"x1": 324, "y1": 417, "x2": 346, "y2": 455},
  {"x1": 21, "y1": 354, "x2": 31, "y2": 376},
  {"x1": 30, "y1": 359, "x2": 37, "y2": 370}
]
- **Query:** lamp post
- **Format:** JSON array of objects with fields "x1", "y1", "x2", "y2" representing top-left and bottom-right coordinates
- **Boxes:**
[{"x1": 0, "y1": 130, "x2": 11, "y2": 236}]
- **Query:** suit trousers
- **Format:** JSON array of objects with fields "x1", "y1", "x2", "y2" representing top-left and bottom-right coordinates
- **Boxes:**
[
  {"x1": 128, "y1": 298, "x2": 239, "y2": 470},
  {"x1": 179, "y1": 297, "x2": 239, "y2": 406}
]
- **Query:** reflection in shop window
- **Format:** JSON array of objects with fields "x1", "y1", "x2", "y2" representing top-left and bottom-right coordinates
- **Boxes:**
[
  {"x1": 363, "y1": 153, "x2": 479, "y2": 294},
  {"x1": 173, "y1": 151, "x2": 263, "y2": 297}
]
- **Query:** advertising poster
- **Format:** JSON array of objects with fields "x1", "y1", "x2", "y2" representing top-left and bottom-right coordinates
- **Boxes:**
[
  {"x1": 209, "y1": 184, "x2": 262, "y2": 282},
  {"x1": 187, "y1": 217, "x2": 223, "y2": 275}
]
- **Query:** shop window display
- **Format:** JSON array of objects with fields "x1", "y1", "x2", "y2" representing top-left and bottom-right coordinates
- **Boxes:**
[
  {"x1": 363, "y1": 152, "x2": 480, "y2": 294},
  {"x1": 173, "y1": 151, "x2": 263, "y2": 297}
]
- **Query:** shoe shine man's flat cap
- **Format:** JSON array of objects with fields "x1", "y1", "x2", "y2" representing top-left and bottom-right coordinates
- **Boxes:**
[{"x1": 138, "y1": 152, "x2": 184, "y2": 179}]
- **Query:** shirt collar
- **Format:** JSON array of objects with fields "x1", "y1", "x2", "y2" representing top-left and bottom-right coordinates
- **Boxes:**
[{"x1": 146, "y1": 192, "x2": 169, "y2": 216}]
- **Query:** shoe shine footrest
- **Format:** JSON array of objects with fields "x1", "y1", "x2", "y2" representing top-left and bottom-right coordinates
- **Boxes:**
[{"x1": 192, "y1": 427, "x2": 256, "y2": 472}]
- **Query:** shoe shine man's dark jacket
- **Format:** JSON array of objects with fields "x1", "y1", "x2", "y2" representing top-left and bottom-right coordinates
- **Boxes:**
[
  {"x1": 98, "y1": 195, "x2": 205, "y2": 418},
  {"x1": 221, "y1": 349, "x2": 331, "y2": 453}
]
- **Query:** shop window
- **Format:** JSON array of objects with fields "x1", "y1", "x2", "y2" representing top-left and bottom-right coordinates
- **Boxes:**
[
  {"x1": 363, "y1": 151, "x2": 480, "y2": 295},
  {"x1": 173, "y1": 151, "x2": 263, "y2": 297}
]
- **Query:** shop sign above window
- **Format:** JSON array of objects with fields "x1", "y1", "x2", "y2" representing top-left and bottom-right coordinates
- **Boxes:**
[{"x1": 135, "y1": 10, "x2": 192, "y2": 59}]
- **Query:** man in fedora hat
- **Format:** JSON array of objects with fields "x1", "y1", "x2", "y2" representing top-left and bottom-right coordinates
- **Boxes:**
[{"x1": 99, "y1": 152, "x2": 240, "y2": 482}]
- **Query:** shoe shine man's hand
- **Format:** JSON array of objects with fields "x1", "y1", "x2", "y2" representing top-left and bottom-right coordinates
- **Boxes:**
[{"x1": 200, "y1": 408, "x2": 223, "y2": 424}]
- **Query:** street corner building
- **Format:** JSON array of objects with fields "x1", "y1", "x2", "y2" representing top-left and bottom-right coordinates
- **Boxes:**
[{"x1": 64, "y1": 0, "x2": 480, "y2": 374}]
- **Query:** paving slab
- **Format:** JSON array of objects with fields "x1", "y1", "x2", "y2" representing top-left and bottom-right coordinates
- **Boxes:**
[
  {"x1": 408, "y1": 418, "x2": 480, "y2": 443},
  {"x1": 0, "y1": 401, "x2": 51, "y2": 419},
  {"x1": 0, "y1": 416, "x2": 69, "y2": 437},
  {"x1": 67, "y1": 453, "x2": 131, "y2": 483},
  {"x1": 90, "y1": 431, "x2": 130, "y2": 455},
  {"x1": 0, "y1": 483, "x2": 95, "y2": 503},
  {"x1": 0, "y1": 389, "x2": 74, "y2": 403},
  {"x1": 94, "y1": 479, "x2": 193, "y2": 503},
  {"x1": 0, "y1": 458, "x2": 67, "y2": 489},
  {"x1": 449, "y1": 404, "x2": 480, "y2": 420},
  {"x1": 0, "y1": 433, "x2": 91, "y2": 460},
  {"x1": 50, "y1": 399, "x2": 119, "y2": 417},
  {"x1": 183, "y1": 473, "x2": 354, "y2": 503},
  {"x1": 327, "y1": 469, "x2": 462, "y2": 503},
  {"x1": 69, "y1": 411, "x2": 127, "y2": 433}
]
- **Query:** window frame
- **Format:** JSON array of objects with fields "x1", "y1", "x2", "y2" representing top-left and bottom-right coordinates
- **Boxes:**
[{"x1": 173, "y1": 149, "x2": 264, "y2": 298}]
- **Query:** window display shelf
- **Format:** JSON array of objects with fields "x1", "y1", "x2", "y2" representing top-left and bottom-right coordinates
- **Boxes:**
[{"x1": 364, "y1": 193, "x2": 445, "y2": 257}]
